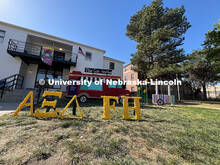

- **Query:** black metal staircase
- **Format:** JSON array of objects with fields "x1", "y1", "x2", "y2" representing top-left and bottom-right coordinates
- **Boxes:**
[{"x1": 0, "y1": 74, "x2": 24, "y2": 98}]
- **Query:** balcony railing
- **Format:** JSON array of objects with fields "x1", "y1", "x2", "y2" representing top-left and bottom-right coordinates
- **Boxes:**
[{"x1": 7, "y1": 39, "x2": 78, "y2": 64}]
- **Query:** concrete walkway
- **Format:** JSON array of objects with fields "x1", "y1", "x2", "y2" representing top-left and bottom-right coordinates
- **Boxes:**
[{"x1": 0, "y1": 102, "x2": 20, "y2": 117}]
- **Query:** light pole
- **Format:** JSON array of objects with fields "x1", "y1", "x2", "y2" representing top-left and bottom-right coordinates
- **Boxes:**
[{"x1": 176, "y1": 74, "x2": 180, "y2": 101}]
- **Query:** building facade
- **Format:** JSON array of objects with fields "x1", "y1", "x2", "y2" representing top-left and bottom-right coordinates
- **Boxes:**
[
  {"x1": 204, "y1": 85, "x2": 220, "y2": 98},
  {"x1": 0, "y1": 21, "x2": 124, "y2": 92},
  {"x1": 123, "y1": 63, "x2": 139, "y2": 93}
]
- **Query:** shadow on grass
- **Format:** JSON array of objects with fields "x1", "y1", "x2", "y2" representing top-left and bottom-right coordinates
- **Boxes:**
[
  {"x1": 23, "y1": 111, "x2": 168, "y2": 124},
  {"x1": 141, "y1": 105, "x2": 164, "y2": 109},
  {"x1": 56, "y1": 117, "x2": 102, "y2": 123},
  {"x1": 120, "y1": 118, "x2": 168, "y2": 123},
  {"x1": 33, "y1": 117, "x2": 168, "y2": 124},
  {"x1": 56, "y1": 98, "x2": 103, "y2": 108},
  {"x1": 177, "y1": 101, "x2": 200, "y2": 105},
  {"x1": 178, "y1": 100, "x2": 220, "y2": 105}
]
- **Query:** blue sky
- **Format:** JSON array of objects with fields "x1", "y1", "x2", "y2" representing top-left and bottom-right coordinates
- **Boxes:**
[{"x1": 0, "y1": 0, "x2": 219, "y2": 64}]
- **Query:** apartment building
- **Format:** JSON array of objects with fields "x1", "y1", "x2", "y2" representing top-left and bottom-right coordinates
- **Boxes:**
[
  {"x1": 123, "y1": 63, "x2": 143, "y2": 93},
  {"x1": 0, "y1": 21, "x2": 124, "y2": 94},
  {"x1": 205, "y1": 85, "x2": 220, "y2": 98}
]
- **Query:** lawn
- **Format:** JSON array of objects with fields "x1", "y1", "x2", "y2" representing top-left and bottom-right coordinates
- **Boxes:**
[{"x1": 0, "y1": 99, "x2": 219, "y2": 165}]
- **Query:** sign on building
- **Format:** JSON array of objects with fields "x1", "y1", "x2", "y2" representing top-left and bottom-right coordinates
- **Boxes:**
[{"x1": 85, "y1": 67, "x2": 112, "y2": 75}]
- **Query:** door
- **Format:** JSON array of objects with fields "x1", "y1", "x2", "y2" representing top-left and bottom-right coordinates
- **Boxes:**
[{"x1": 68, "y1": 78, "x2": 78, "y2": 95}]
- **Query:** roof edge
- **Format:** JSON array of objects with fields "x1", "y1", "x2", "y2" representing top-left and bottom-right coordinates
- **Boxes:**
[
  {"x1": 123, "y1": 63, "x2": 131, "y2": 67},
  {"x1": 103, "y1": 56, "x2": 125, "y2": 64},
  {"x1": 0, "y1": 21, "x2": 106, "y2": 53}
]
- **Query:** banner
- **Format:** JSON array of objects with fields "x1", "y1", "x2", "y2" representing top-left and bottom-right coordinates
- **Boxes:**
[{"x1": 41, "y1": 47, "x2": 54, "y2": 66}]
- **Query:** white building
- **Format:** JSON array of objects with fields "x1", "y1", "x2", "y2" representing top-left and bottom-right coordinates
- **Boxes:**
[{"x1": 0, "y1": 21, "x2": 124, "y2": 93}]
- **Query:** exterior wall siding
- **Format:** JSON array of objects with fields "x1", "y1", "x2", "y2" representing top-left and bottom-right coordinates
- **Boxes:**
[
  {"x1": 103, "y1": 57, "x2": 124, "y2": 79},
  {"x1": 19, "y1": 61, "x2": 29, "y2": 88},
  {"x1": 71, "y1": 45, "x2": 104, "y2": 73},
  {"x1": 0, "y1": 21, "x2": 125, "y2": 92},
  {"x1": 24, "y1": 64, "x2": 38, "y2": 89},
  {"x1": 0, "y1": 24, "x2": 28, "y2": 79}
]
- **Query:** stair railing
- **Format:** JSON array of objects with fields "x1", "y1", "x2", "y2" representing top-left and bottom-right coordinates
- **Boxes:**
[{"x1": 0, "y1": 74, "x2": 24, "y2": 98}]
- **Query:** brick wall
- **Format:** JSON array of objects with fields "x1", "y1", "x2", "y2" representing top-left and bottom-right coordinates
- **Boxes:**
[{"x1": 123, "y1": 64, "x2": 138, "y2": 92}]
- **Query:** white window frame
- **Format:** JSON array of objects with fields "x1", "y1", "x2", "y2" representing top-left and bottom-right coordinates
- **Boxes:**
[
  {"x1": 85, "y1": 52, "x2": 92, "y2": 61},
  {"x1": 109, "y1": 62, "x2": 115, "y2": 70},
  {"x1": 0, "y1": 30, "x2": 6, "y2": 43},
  {"x1": 131, "y1": 74, "x2": 134, "y2": 80}
]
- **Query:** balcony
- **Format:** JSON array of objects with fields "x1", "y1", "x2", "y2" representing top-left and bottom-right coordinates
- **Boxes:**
[{"x1": 7, "y1": 39, "x2": 78, "y2": 68}]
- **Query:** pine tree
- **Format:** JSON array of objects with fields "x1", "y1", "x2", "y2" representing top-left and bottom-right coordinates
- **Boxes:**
[
  {"x1": 203, "y1": 19, "x2": 220, "y2": 74},
  {"x1": 184, "y1": 50, "x2": 219, "y2": 99},
  {"x1": 126, "y1": 0, "x2": 191, "y2": 79}
]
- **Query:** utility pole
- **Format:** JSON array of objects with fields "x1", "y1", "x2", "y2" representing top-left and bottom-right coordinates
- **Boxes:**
[{"x1": 176, "y1": 74, "x2": 180, "y2": 101}]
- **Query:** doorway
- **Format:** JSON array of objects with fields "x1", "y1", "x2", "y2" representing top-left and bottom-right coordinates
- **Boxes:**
[{"x1": 35, "y1": 66, "x2": 63, "y2": 89}]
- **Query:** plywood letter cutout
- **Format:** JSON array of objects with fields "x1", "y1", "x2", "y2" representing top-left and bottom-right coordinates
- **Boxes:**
[
  {"x1": 34, "y1": 91, "x2": 62, "y2": 118},
  {"x1": 101, "y1": 96, "x2": 118, "y2": 119},
  {"x1": 121, "y1": 96, "x2": 142, "y2": 120},
  {"x1": 11, "y1": 91, "x2": 34, "y2": 116},
  {"x1": 58, "y1": 95, "x2": 83, "y2": 119}
]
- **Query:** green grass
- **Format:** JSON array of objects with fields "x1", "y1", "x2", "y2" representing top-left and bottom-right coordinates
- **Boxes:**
[{"x1": 0, "y1": 100, "x2": 219, "y2": 164}]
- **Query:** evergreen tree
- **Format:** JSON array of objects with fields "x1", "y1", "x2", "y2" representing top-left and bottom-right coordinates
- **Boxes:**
[
  {"x1": 126, "y1": 0, "x2": 191, "y2": 79},
  {"x1": 183, "y1": 19, "x2": 220, "y2": 99},
  {"x1": 184, "y1": 50, "x2": 219, "y2": 99},
  {"x1": 203, "y1": 19, "x2": 220, "y2": 74}
]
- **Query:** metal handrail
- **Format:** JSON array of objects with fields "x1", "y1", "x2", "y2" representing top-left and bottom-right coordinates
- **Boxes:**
[
  {"x1": 0, "y1": 74, "x2": 24, "y2": 98},
  {"x1": 7, "y1": 39, "x2": 78, "y2": 63}
]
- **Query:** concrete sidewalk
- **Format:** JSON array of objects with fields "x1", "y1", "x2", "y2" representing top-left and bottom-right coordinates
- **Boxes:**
[{"x1": 0, "y1": 102, "x2": 20, "y2": 117}]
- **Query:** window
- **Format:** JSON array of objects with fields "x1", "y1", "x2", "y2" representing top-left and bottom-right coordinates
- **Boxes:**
[
  {"x1": 108, "y1": 80, "x2": 117, "y2": 88},
  {"x1": 108, "y1": 84, "x2": 117, "y2": 88},
  {"x1": 80, "y1": 76, "x2": 102, "y2": 90},
  {"x1": 125, "y1": 66, "x2": 128, "y2": 72},
  {"x1": 0, "y1": 30, "x2": 6, "y2": 43},
  {"x1": 131, "y1": 87, "x2": 135, "y2": 92},
  {"x1": 131, "y1": 64, "x2": 134, "y2": 70},
  {"x1": 109, "y1": 62, "x2": 115, "y2": 70},
  {"x1": 54, "y1": 51, "x2": 65, "y2": 61},
  {"x1": 117, "y1": 84, "x2": 122, "y2": 88},
  {"x1": 80, "y1": 81, "x2": 102, "y2": 90},
  {"x1": 53, "y1": 71, "x2": 62, "y2": 89},
  {"x1": 85, "y1": 52, "x2": 92, "y2": 60},
  {"x1": 35, "y1": 68, "x2": 62, "y2": 89},
  {"x1": 36, "y1": 69, "x2": 46, "y2": 82},
  {"x1": 131, "y1": 74, "x2": 134, "y2": 80},
  {"x1": 125, "y1": 76, "x2": 127, "y2": 81}
]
